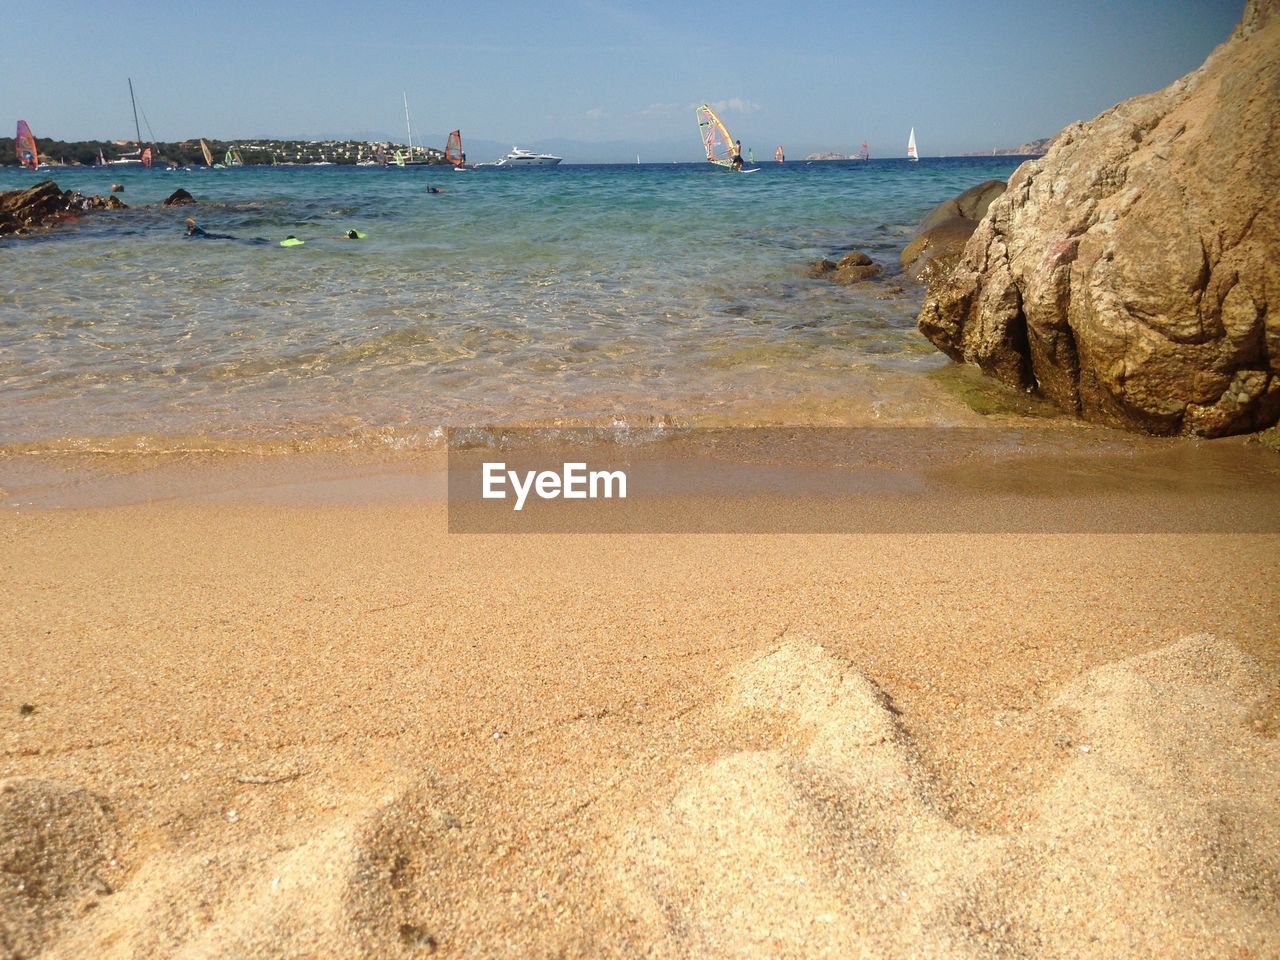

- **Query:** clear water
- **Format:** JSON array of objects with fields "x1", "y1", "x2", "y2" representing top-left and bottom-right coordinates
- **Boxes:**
[{"x1": 0, "y1": 158, "x2": 1030, "y2": 451}]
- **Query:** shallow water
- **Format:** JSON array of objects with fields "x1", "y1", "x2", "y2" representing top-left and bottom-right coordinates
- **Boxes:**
[{"x1": 1, "y1": 158, "x2": 1031, "y2": 450}]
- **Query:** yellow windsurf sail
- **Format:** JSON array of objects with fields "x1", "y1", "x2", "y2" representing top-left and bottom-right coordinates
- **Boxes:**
[
  {"x1": 695, "y1": 103, "x2": 734, "y2": 168},
  {"x1": 200, "y1": 138, "x2": 213, "y2": 167}
]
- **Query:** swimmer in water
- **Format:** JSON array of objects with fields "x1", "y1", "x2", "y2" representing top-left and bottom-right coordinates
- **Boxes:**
[
  {"x1": 427, "y1": 186, "x2": 444, "y2": 194},
  {"x1": 185, "y1": 218, "x2": 235, "y2": 240}
]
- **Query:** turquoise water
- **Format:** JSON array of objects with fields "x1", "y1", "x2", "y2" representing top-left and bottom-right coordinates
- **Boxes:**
[{"x1": 0, "y1": 158, "x2": 1030, "y2": 450}]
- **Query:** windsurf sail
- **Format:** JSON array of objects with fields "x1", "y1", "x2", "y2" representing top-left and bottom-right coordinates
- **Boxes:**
[
  {"x1": 860, "y1": 140, "x2": 870, "y2": 161},
  {"x1": 141, "y1": 146, "x2": 153, "y2": 168},
  {"x1": 445, "y1": 130, "x2": 464, "y2": 166},
  {"x1": 233, "y1": 149, "x2": 245, "y2": 166},
  {"x1": 694, "y1": 103, "x2": 734, "y2": 168},
  {"x1": 15, "y1": 120, "x2": 39, "y2": 169},
  {"x1": 200, "y1": 138, "x2": 213, "y2": 167},
  {"x1": 376, "y1": 144, "x2": 387, "y2": 166},
  {"x1": 394, "y1": 149, "x2": 405, "y2": 168},
  {"x1": 775, "y1": 146, "x2": 784, "y2": 163},
  {"x1": 224, "y1": 149, "x2": 234, "y2": 166},
  {"x1": 907, "y1": 128, "x2": 919, "y2": 161}
]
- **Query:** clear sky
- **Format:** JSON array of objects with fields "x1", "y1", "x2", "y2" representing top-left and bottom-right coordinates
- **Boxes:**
[{"x1": 10, "y1": 0, "x2": 1243, "y2": 160}]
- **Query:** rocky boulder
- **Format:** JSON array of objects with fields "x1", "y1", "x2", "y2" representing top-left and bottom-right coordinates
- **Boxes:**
[
  {"x1": 916, "y1": 180, "x2": 1007, "y2": 235},
  {"x1": 162, "y1": 188, "x2": 196, "y2": 207},
  {"x1": 918, "y1": 0, "x2": 1280, "y2": 437},
  {"x1": 807, "y1": 251, "x2": 884, "y2": 284},
  {"x1": 901, "y1": 180, "x2": 1007, "y2": 282},
  {"x1": 0, "y1": 181, "x2": 128, "y2": 237}
]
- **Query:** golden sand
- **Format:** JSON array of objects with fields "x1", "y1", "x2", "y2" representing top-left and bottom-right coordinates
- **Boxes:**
[{"x1": 2, "y1": 489, "x2": 1278, "y2": 957}]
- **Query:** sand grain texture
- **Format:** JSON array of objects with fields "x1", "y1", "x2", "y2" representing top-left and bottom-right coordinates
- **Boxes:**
[{"x1": 2, "y1": 502, "x2": 1278, "y2": 957}]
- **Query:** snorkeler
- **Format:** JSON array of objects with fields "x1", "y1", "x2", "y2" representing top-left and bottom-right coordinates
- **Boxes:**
[
  {"x1": 427, "y1": 186, "x2": 445, "y2": 194},
  {"x1": 184, "y1": 218, "x2": 235, "y2": 240}
]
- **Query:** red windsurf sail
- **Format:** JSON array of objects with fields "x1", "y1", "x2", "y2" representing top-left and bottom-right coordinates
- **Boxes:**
[
  {"x1": 141, "y1": 146, "x2": 153, "y2": 168},
  {"x1": 15, "y1": 120, "x2": 39, "y2": 169},
  {"x1": 445, "y1": 130, "x2": 464, "y2": 166}
]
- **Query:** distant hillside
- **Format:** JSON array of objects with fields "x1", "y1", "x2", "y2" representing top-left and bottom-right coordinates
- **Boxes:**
[
  {"x1": 961, "y1": 137, "x2": 1052, "y2": 157},
  {"x1": 0, "y1": 137, "x2": 448, "y2": 167}
]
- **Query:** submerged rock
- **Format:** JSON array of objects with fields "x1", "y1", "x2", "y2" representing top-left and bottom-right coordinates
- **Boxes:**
[
  {"x1": 831, "y1": 251, "x2": 883, "y2": 284},
  {"x1": 918, "y1": 0, "x2": 1280, "y2": 437},
  {"x1": 0, "y1": 180, "x2": 128, "y2": 237},
  {"x1": 808, "y1": 251, "x2": 884, "y2": 284},
  {"x1": 162, "y1": 188, "x2": 196, "y2": 207},
  {"x1": 900, "y1": 180, "x2": 1007, "y2": 283}
]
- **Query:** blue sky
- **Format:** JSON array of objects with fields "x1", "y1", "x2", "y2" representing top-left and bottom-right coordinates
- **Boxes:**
[{"x1": 10, "y1": 0, "x2": 1242, "y2": 160}]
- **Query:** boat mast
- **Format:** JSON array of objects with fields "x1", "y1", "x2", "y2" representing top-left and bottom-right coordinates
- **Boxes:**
[
  {"x1": 129, "y1": 78, "x2": 143, "y2": 150},
  {"x1": 403, "y1": 92, "x2": 414, "y2": 161}
]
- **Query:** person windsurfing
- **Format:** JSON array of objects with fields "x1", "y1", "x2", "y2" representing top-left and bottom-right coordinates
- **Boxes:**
[{"x1": 731, "y1": 139, "x2": 744, "y2": 171}]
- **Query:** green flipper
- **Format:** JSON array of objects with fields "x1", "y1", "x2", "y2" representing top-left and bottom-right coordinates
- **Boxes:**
[{"x1": 280, "y1": 237, "x2": 305, "y2": 247}]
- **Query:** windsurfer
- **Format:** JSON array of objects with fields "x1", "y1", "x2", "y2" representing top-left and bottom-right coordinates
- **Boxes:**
[{"x1": 731, "y1": 140, "x2": 744, "y2": 171}]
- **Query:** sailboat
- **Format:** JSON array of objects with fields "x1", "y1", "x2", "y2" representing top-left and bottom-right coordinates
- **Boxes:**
[
  {"x1": 14, "y1": 121, "x2": 39, "y2": 170},
  {"x1": 106, "y1": 79, "x2": 150, "y2": 165},
  {"x1": 907, "y1": 128, "x2": 919, "y2": 162},
  {"x1": 399, "y1": 93, "x2": 432, "y2": 166},
  {"x1": 445, "y1": 130, "x2": 467, "y2": 170},
  {"x1": 694, "y1": 103, "x2": 759, "y2": 173}
]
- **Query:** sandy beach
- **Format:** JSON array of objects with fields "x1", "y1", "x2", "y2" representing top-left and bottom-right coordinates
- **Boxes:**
[
  {"x1": 5, "y1": 4, "x2": 1278, "y2": 954},
  {"x1": 3, "y1": 451, "x2": 1278, "y2": 957}
]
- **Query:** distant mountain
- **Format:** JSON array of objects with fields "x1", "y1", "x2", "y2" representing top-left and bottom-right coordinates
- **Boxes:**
[{"x1": 960, "y1": 137, "x2": 1052, "y2": 157}]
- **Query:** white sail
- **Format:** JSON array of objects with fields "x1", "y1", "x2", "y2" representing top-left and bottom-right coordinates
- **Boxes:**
[{"x1": 907, "y1": 127, "x2": 919, "y2": 161}]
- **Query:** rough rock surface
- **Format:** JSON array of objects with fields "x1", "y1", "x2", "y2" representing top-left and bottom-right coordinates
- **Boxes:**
[
  {"x1": 161, "y1": 188, "x2": 195, "y2": 207},
  {"x1": 0, "y1": 181, "x2": 126, "y2": 237},
  {"x1": 918, "y1": 0, "x2": 1280, "y2": 437}
]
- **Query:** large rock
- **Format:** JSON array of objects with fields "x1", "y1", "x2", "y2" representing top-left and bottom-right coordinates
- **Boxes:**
[
  {"x1": 162, "y1": 188, "x2": 196, "y2": 207},
  {"x1": 0, "y1": 180, "x2": 127, "y2": 237},
  {"x1": 900, "y1": 180, "x2": 1007, "y2": 282},
  {"x1": 916, "y1": 179, "x2": 1007, "y2": 235},
  {"x1": 918, "y1": 0, "x2": 1280, "y2": 437}
]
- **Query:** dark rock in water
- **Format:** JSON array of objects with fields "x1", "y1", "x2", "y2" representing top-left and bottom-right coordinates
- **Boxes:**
[
  {"x1": 831, "y1": 254, "x2": 884, "y2": 285},
  {"x1": 0, "y1": 180, "x2": 128, "y2": 237},
  {"x1": 900, "y1": 182, "x2": 1008, "y2": 283},
  {"x1": 808, "y1": 251, "x2": 883, "y2": 284},
  {"x1": 110, "y1": 184, "x2": 124, "y2": 193},
  {"x1": 916, "y1": 180, "x2": 1007, "y2": 235},
  {"x1": 162, "y1": 188, "x2": 196, "y2": 207},
  {"x1": 900, "y1": 216, "x2": 980, "y2": 284},
  {"x1": 918, "y1": 0, "x2": 1280, "y2": 438},
  {"x1": 837, "y1": 251, "x2": 874, "y2": 268},
  {"x1": 0, "y1": 181, "x2": 69, "y2": 236}
]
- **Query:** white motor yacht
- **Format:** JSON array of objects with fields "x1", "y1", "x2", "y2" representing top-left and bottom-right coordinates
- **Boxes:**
[{"x1": 489, "y1": 146, "x2": 562, "y2": 167}]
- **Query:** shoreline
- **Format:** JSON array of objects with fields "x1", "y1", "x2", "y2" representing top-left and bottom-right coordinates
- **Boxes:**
[{"x1": 3, "y1": 422, "x2": 1278, "y2": 530}]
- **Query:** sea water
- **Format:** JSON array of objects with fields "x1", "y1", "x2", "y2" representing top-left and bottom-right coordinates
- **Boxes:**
[{"x1": 0, "y1": 158, "x2": 1030, "y2": 451}]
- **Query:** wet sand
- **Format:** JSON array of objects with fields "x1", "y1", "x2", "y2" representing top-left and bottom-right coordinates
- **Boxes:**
[{"x1": 2, "y1": 443, "x2": 1279, "y2": 958}]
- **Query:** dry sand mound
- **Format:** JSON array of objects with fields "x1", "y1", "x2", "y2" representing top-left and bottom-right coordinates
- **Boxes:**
[
  {"x1": 35, "y1": 783, "x2": 465, "y2": 960},
  {"x1": 614, "y1": 636, "x2": 1280, "y2": 959},
  {"x1": 0, "y1": 779, "x2": 117, "y2": 960}
]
